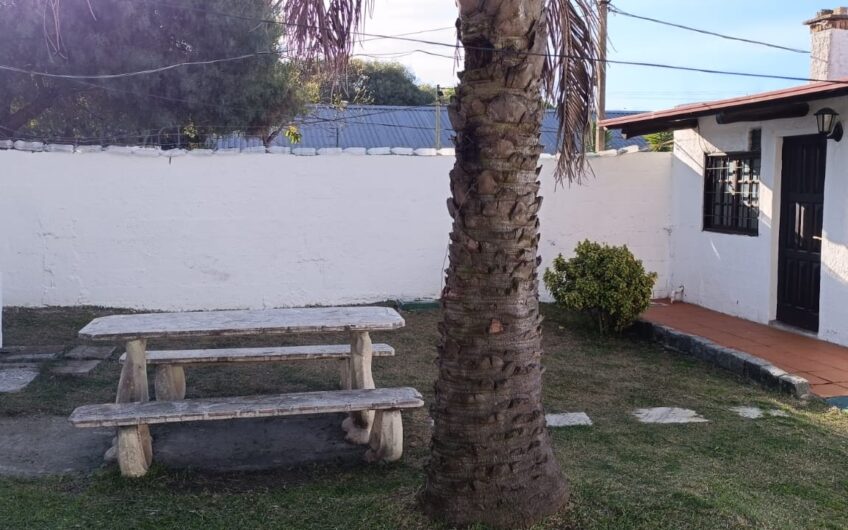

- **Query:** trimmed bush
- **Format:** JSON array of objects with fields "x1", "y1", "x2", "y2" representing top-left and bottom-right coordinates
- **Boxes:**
[{"x1": 544, "y1": 240, "x2": 657, "y2": 334}]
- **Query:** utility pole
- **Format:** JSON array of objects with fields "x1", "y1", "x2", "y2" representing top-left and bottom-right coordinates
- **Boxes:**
[
  {"x1": 435, "y1": 84, "x2": 443, "y2": 150},
  {"x1": 595, "y1": 0, "x2": 609, "y2": 152}
]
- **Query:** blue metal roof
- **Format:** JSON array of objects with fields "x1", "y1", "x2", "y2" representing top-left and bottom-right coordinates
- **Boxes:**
[{"x1": 215, "y1": 105, "x2": 647, "y2": 152}]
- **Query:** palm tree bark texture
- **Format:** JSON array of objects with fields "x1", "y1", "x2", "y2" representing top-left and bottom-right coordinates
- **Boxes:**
[{"x1": 420, "y1": 1, "x2": 569, "y2": 527}]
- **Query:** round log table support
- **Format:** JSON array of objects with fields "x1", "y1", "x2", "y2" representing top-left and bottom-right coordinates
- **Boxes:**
[
  {"x1": 364, "y1": 409, "x2": 403, "y2": 462},
  {"x1": 341, "y1": 331, "x2": 375, "y2": 444},
  {"x1": 113, "y1": 338, "x2": 152, "y2": 475},
  {"x1": 117, "y1": 425, "x2": 151, "y2": 477},
  {"x1": 154, "y1": 365, "x2": 186, "y2": 401}
]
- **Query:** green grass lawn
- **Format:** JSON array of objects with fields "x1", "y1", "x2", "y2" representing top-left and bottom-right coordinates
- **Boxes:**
[{"x1": 1, "y1": 306, "x2": 847, "y2": 529}]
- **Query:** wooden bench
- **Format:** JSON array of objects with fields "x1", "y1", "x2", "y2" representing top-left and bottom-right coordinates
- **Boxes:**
[
  {"x1": 118, "y1": 344, "x2": 396, "y2": 400},
  {"x1": 70, "y1": 387, "x2": 424, "y2": 477}
]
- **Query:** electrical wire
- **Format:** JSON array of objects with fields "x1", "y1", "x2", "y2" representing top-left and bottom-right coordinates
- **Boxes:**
[
  {"x1": 1, "y1": 40, "x2": 835, "y2": 85},
  {"x1": 359, "y1": 26, "x2": 455, "y2": 43},
  {"x1": 0, "y1": 0, "x2": 838, "y2": 135},
  {"x1": 76, "y1": 0, "x2": 834, "y2": 84},
  {"x1": 608, "y1": 4, "x2": 810, "y2": 54},
  {"x1": 353, "y1": 49, "x2": 457, "y2": 60},
  {"x1": 0, "y1": 52, "x2": 279, "y2": 80}
]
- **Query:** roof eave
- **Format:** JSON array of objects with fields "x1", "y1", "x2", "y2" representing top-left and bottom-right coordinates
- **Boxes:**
[{"x1": 600, "y1": 79, "x2": 848, "y2": 136}]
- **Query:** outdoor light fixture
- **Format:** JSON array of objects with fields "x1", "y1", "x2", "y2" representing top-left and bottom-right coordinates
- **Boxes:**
[{"x1": 815, "y1": 107, "x2": 843, "y2": 141}]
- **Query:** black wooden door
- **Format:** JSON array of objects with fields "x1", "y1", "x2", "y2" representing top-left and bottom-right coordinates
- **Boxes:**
[{"x1": 777, "y1": 134, "x2": 826, "y2": 332}]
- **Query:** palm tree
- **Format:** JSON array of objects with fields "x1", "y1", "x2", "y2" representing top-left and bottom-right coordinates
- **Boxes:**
[{"x1": 287, "y1": 1, "x2": 598, "y2": 527}]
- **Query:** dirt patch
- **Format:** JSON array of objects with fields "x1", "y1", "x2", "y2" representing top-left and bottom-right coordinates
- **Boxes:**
[
  {"x1": 0, "y1": 416, "x2": 112, "y2": 477},
  {"x1": 151, "y1": 414, "x2": 364, "y2": 473},
  {"x1": 0, "y1": 413, "x2": 378, "y2": 479}
]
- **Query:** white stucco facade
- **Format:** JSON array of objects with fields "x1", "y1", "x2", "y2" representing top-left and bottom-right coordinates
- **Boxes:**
[
  {"x1": 810, "y1": 28, "x2": 848, "y2": 80},
  {"x1": 671, "y1": 96, "x2": 848, "y2": 346},
  {"x1": 0, "y1": 149, "x2": 671, "y2": 312}
]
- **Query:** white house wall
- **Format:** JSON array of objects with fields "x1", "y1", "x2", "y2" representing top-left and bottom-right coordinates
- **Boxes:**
[
  {"x1": 671, "y1": 96, "x2": 848, "y2": 346},
  {"x1": 0, "y1": 150, "x2": 671, "y2": 311}
]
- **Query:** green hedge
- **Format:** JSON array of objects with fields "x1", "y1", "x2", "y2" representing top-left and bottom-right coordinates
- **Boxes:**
[{"x1": 544, "y1": 240, "x2": 657, "y2": 334}]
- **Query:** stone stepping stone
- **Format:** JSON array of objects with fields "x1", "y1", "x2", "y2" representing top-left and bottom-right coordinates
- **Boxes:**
[
  {"x1": 546, "y1": 412, "x2": 593, "y2": 427},
  {"x1": 51, "y1": 360, "x2": 101, "y2": 376},
  {"x1": 632, "y1": 407, "x2": 709, "y2": 424},
  {"x1": 729, "y1": 406, "x2": 789, "y2": 419},
  {"x1": 0, "y1": 345, "x2": 63, "y2": 355},
  {"x1": 0, "y1": 352, "x2": 60, "y2": 363},
  {"x1": 0, "y1": 367, "x2": 40, "y2": 393},
  {"x1": 0, "y1": 345, "x2": 63, "y2": 364},
  {"x1": 65, "y1": 345, "x2": 116, "y2": 361}
]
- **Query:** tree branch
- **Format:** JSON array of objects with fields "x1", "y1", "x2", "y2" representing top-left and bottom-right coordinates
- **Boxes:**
[{"x1": 0, "y1": 88, "x2": 65, "y2": 137}]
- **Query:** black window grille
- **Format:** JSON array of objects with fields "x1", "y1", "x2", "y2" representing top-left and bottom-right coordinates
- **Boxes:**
[
  {"x1": 749, "y1": 128, "x2": 762, "y2": 152},
  {"x1": 703, "y1": 152, "x2": 760, "y2": 235}
]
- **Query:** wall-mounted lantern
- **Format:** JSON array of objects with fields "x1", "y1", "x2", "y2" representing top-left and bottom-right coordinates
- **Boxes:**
[{"x1": 815, "y1": 107, "x2": 843, "y2": 141}]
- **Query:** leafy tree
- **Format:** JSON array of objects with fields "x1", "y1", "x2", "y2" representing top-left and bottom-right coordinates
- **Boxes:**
[
  {"x1": 0, "y1": 0, "x2": 305, "y2": 144},
  {"x1": 305, "y1": 59, "x2": 436, "y2": 106},
  {"x1": 418, "y1": 83, "x2": 455, "y2": 103},
  {"x1": 645, "y1": 130, "x2": 674, "y2": 152}
]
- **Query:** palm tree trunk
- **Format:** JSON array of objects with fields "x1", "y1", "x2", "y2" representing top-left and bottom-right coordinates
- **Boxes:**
[{"x1": 421, "y1": 1, "x2": 568, "y2": 527}]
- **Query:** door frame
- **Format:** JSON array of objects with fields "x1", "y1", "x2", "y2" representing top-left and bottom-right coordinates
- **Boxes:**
[{"x1": 775, "y1": 133, "x2": 827, "y2": 332}]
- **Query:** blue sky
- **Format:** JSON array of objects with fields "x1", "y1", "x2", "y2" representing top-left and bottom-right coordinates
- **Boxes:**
[{"x1": 355, "y1": 0, "x2": 828, "y2": 111}]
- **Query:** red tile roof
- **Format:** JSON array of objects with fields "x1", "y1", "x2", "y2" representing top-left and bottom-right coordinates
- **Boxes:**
[{"x1": 600, "y1": 79, "x2": 848, "y2": 132}]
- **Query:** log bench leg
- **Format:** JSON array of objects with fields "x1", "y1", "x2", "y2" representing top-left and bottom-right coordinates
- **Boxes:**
[
  {"x1": 341, "y1": 331, "x2": 375, "y2": 444},
  {"x1": 155, "y1": 365, "x2": 186, "y2": 400},
  {"x1": 107, "y1": 339, "x2": 154, "y2": 474},
  {"x1": 118, "y1": 425, "x2": 151, "y2": 477},
  {"x1": 364, "y1": 409, "x2": 403, "y2": 463}
]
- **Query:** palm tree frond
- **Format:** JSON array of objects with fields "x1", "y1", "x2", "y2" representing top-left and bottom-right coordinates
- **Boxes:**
[
  {"x1": 544, "y1": 0, "x2": 598, "y2": 184},
  {"x1": 284, "y1": 0, "x2": 374, "y2": 72}
]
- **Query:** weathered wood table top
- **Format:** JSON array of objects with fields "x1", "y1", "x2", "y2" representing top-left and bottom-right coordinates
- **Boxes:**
[{"x1": 79, "y1": 306, "x2": 405, "y2": 341}]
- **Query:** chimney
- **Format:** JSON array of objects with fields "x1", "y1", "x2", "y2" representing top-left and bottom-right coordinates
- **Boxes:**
[{"x1": 806, "y1": 8, "x2": 848, "y2": 80}]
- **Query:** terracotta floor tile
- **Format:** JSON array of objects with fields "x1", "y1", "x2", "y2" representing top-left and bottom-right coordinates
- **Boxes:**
[
  {"x1": 817, "y1": 357, "x2": 848, "y2": 371},
  {"x1": 644, "y1": 301, "x2": 848, "y2": 399},
  {"x1": 782, "y1": 359, "x2": 840, "y2": 372},
  {"x1": 796, "y1": 372, "x2": 831, "y2": 385},
  {"x1": 745, "y1": 337, "x2": 785, "y2": 347},
  {"x1": 723, "y1": 337, "x2": 766, "y2": 350},
  {"x1": 809, "y1": 369, "x2": 848, "y2": 383},
  {"x1": 810, "y1": 383, "x2": 848, "y2": 398}
]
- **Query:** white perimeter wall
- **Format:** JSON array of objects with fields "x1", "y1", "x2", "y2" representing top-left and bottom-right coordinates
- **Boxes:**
[
  {"x1": 672, "y1": 96, "x2": 848, "y2": 346},
  {"x1": 0, "y1": 150, "x2": 671, "y2": 311}
]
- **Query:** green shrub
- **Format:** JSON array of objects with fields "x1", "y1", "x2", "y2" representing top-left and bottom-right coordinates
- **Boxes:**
[{"x1": 543, "y1": 240, "x2": 657, "y2": 334}]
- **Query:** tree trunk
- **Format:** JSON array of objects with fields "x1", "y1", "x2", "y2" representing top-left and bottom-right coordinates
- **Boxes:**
[{"x1": 421, "y1": 1, "x2": 568, "y2": 528}]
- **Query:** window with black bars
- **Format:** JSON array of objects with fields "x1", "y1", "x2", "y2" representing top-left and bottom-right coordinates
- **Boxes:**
[{"x1": 703, "y1": 152, "x2": 760, "y2": 235}]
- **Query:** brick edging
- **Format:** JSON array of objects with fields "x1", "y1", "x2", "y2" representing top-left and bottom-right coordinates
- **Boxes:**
[{"x1": 633, "y1": 319, "x2": 812, "y2": 399}]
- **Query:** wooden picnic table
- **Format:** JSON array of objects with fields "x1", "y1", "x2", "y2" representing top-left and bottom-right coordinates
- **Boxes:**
[{"x1": 78, "y1": 306, "x2": 407, "y2": 475}]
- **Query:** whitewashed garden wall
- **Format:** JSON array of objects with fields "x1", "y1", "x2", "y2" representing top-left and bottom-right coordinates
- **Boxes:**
[{"x1": 0, "y1": 146, "x2": 672, "y2": 310}]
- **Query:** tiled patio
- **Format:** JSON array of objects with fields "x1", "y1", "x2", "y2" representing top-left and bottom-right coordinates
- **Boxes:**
[{"x1": 643, "y1": 301, "x2": 848, "y2": 400}]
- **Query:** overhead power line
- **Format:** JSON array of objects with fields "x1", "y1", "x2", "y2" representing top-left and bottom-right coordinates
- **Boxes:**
[
  {"x1": 608, "y1": 4, "x2": 810, "y2": 54},
  {"x1": 0, "y1": 52, "x2": 276, "y2": 80},
  {"x1": 354, "y1": 49, "x2": 457, "y2": 60},
  {"x1": 0, "y1": 42, "x2": 833, "y2": 85},
  {"x1": 359, "y1": 26, "x2": 455, "y2": 43},
  {"x1": 0, "y1": 1, "x2": 836, "y2": 86},
  {"x1": 125, "y1": 0, "x2": 826, "y2": 80}
]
